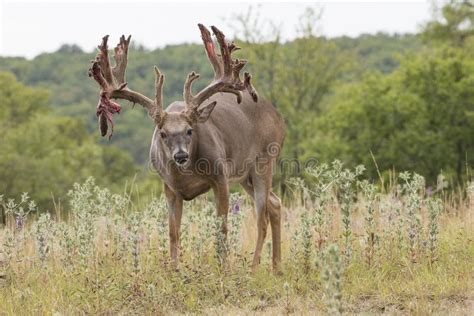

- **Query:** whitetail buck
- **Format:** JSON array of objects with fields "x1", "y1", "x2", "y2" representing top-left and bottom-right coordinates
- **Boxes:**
[{"x1": 88, "y1": 24, "x2": 285, "y2": 271}]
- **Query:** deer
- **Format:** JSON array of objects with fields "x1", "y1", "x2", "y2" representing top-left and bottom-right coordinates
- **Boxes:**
[{"x1": 88, "y1": 24, "x2": 285, "y2": 272}]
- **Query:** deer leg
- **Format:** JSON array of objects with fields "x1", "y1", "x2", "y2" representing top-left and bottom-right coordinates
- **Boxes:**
[
  {"x1": 164, "y1": 183, "x2": 183, "y2": 268},
  {"x1": 212, "y1": 180, "x2": 229, "y2": 259},
  {"x1": 268, "y1": 191, "x2": 282, "y2": 272},
  {"x1": 242, "y1": 179, "x2": 281, "y2": 272},
  {"x1": 250, "y1": 176, "x2": 271, "y2": 272}
]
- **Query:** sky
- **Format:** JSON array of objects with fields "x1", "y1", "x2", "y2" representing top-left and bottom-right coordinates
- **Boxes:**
[{"x1": 0, "y1": 0, "x2": 435, "y2": 59}]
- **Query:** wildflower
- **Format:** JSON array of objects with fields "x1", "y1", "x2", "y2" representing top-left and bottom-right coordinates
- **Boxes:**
[
  {"x1": 15, "y1": 215, "x2": 25, "y2": 231},
  {"x1": 231, "y1": 199, "x2": 241, "y2": 215}
]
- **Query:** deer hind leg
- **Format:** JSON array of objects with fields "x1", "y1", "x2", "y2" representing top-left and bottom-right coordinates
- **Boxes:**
[
  {"x1": 268, "y1": 191, "x2": 282, "y2": 271},
  {"x1": 252, "y1": 181, "x2": 269, "y2": 273},
  {"x1": 242, "y1": 175, "x2": 281, "y2": 272},
  {"x1": 164, "y1": 183, "x2": 183, "y2": 269}
]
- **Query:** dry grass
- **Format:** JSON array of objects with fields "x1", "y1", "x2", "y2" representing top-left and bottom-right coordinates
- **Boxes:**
[{"x1": 0, "y1": 174, "x2": 473, "y2": 315}]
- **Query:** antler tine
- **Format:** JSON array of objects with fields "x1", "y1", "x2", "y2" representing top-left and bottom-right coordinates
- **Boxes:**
[
  {"x1": 221, "y1": 88, "x2": 243, "y2": 104},
  {"x1": 210, "y1": 25, "x2": 232, "y2": 77},
  {"x1": 228, "y1": 42, "x2": 241, "y2": 53},
  {"x1": 97, "y1": 35, "x2": 114, "y2": 84},
  {"x1": 154, "y1": 66, "x2": 165, "y2": 113},
  {"x1": 244, "y1": 72, "x2": 258, "y2": 102},
  {"x1": 184, "y1": 71, "x2": 200, "y2": 106},
  {"x1": 232, "y1": 59, "x2": 247, "y2": 83},
  {"x1": 88, "y1": 58, "x2": 109, "y2": 92},
  {"x1": 112, "y1": 35, "x2": 131, "y2": 85},
  {"x1": 198, "y1": 24, "x2": 222, "y2": 80}
]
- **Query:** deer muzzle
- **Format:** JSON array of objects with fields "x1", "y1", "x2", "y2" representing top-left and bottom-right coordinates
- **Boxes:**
[{"x1": 173, "y1": 151, "x2": 189, "y2": 165}]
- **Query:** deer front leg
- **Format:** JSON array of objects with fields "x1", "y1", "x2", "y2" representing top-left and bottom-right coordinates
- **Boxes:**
[
  {"x1": 212, "y1": 180, "x2": 229, "y2": 261},
  {"x1": 164, "y1": 183, "x2": 183, "y2": 268}
]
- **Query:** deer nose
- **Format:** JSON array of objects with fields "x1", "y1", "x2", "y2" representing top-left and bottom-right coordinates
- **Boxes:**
[{"x1": 173, "y1": 151, "x2": 189, "y2": 164}]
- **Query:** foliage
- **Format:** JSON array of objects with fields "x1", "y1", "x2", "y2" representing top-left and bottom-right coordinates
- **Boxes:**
[
  {"x1": 423, "y1": 0, "x2": 474, "y2": 47},
  {"x1": 315, "y1": 47, "x2": 474, "y2": 184},
  {"x1": 0, "y1": 73, "x2": 137, "y2": 211}
]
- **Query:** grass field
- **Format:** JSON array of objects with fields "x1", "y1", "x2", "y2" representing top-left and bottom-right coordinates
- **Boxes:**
[{"x1": 0, "y1": 164, "x2": 473, "y2": 314}]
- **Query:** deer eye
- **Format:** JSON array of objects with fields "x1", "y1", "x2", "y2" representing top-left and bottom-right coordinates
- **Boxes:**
[
  {"x1": 186, "y1": 129, "x2": 193, "y2": 136},
  {"x1": 160, "y1": 131, "x2": 167, "y2": 139}
]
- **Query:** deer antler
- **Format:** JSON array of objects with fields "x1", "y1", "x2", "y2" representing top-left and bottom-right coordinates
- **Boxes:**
[
  {"x1": 183, "y1": 24, "x2": 258, "y2": 118},
  {"x1": 88, "y1": 35, "x2": 165, "y2": 138}
]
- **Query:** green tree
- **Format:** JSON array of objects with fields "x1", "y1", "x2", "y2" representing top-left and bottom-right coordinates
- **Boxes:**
[
  {"x1": 316, "y1": 47, "x2": 474, "y2": 184},
  {"x1": 0, "y1": 72, "x2": 137, "y2": 211},
  {"x1": 423, "y1": 0, "x2": 474, "y2": 47}
]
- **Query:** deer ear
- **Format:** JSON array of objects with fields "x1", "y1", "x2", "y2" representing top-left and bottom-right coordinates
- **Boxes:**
[{"x1": 196, "y1": 101, "x2": 217, "y2": 123}]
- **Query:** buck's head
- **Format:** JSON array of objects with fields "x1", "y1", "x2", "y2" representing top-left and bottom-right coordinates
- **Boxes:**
[
  {"x1": 88, "y1": 24, "x2": 257, "y2": 165},
  {"x1": 154, "y1": 100, "x2": 216, "y2": 166}
]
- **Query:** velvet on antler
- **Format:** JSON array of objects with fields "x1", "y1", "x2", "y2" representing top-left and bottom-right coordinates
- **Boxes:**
[
  {"x1": 183, "y1": 24, "x2": 258, "y2": 120},
  {"x1": 88, "y1": 35, "x2": 164, "y2": 138}
]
